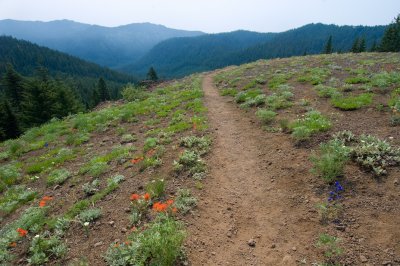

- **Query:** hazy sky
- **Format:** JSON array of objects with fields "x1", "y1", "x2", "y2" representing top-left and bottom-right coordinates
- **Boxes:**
[{"x1": 1, "y1": 0, "x2": 399, "y2": 33}]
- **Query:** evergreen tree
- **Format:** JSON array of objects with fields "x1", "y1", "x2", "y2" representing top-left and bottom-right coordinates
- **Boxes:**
[
  {"x1": 0, "y1": 99, "x2": 21, "y2": 140},
  {"x1": 91, "y1": 87, "x2": 101, "y2": 108},
  {"x1": 323, "y1": 36, "x2": 333, "y2": 54},
  {"x1": 2, "y1": 64, "x2": 25, "y2": 108},
  {"x1": 359, "y1": 37, "x2": 366, "y2": 52},
  {"x1": 97, "y1": 77, "x2": 110, "y2": 101},
  {"x1": 379, "y1": 14, "x2": 400, "y2": 52},
  {"x1": 351, "y1": 37, "x2": 360, "y2": 53},
  {"x1": 370, "y1": 40, "x2": 377, "y2": 52},
  {"x1": 147, "y1": 67, "x2": 158, "y2": 81}
]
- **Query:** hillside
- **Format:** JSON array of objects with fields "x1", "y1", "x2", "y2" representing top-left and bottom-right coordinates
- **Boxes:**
[
  {"x1": 0, "y1": 53, "x2": 399, "y2": 265},
  {"x1": 0, "y1": 36, "x2": 135, "y2": 100},
  {"x1": 129, "y1": 23, "x2": 386, "y2": 78},
  {"x1": 0, "y1": 19, "x2": 204, "y2": 68}
]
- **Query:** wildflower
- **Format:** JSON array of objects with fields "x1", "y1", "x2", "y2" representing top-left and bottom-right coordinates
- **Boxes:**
[
  {"x1": 143, "y1": 193, "x2": 151, "y2": 201},
  {"x1": 152, "y1": 202, "x2": 168, "y2": 212},
  {"x1": 131, "y1": 157, "x2": 144, "y2": 164},
  {"x1": 17, "y1": 228, "x2": 28, "y2": 237},
  {"x1": 9, "y1": 242, "x2": 16, "y2": 248},
  {"x1": 130, "y1": 226, "x2": 137, "y2": 232},
  {"x1": 34, "y1": 235, "x2": 40, "y2": 238},
  {"x1": 172, "y1": 207, "x2": 178, "y2": 214},
  {"x1": 83, "y1": 222, "x2": 90, "y2": 227},
  {"x1": 42, "y1": 196, "x2": 53, "y2": 201},
  {"x1": 39, "y1": 200, "x2": 47, "y2": 207},
  {"x1": 193, "y1": 123, "x2": 197, "y2": 130},
  {"x1": 166, "y1": 199, "x2": 174, "y2": 205},
  {"x1": 146, "y1": 149, "x2": 156, "y2": 157},
  {"x1": 130, "y1": 194, "x2": 140, "y2": 201}
]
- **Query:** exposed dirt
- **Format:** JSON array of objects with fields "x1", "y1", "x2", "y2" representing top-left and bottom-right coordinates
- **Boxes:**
[{"x1": 186, "y1": 75, "x2": 321, "y2": 265}]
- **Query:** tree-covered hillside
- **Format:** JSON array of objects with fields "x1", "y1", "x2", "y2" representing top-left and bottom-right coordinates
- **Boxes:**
[
  {"x1": 128, "y1": 23, "x2": 386, "y2": 78},
  {"x1": 0, "y1": 20, "x2": 204, "y2": 68}
]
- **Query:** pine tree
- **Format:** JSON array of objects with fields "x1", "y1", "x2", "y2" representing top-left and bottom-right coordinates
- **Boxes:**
[
  {"x1": 0, "y1": 99, "x2": 21, "y2": 140},
  {"x1": 2, "y1": 64, "x2": 25, "y2": 108},
  {"x1": 91, "y1": 87, "x2": 101, "y2": 108},
  {"x1": 97, "y1": 77, "x2": 110, "y2": 101},
  {"x1": 379, "y1": 14, "x2": 400, "y2": 52},
  {"x1": 370, "y1": 40, "x2": 377, "y2": 52},
  {"x1": 359, "y1": 37, "x2": 366, "y2": 52},
  {"x1": 351, "y1": 37, "x2": 360, "y2": 53},
  {"x1": 147, "y1": 67, "x2": 158, "y2": 81},
  {"x1": 323, "y1": 36, "x2": 333, "y2": 54}
]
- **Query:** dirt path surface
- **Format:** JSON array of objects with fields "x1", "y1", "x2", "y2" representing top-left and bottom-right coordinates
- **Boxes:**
[{"x1": 185, "y1": 75, "x2": 320, "y2": 265}]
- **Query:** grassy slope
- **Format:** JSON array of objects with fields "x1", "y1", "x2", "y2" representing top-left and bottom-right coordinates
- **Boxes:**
[{"x1": 0, "y1": 75, "x2": 210, "y2": 265}]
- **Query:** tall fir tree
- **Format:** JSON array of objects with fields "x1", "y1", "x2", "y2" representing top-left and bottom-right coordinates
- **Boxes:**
[
  {"x1": 359, "y1": 37, "x2": 366, "y2": 52},
  {"x1": 147, "y1": 67, "x2": 158, "y2": 81},
  {"x1": 323, "y1": 35, "x2": 333, "y2": 54},
  {"x1": 2, "y1": 64, "x2": 25, "y2": 108},
  {"x1": 0, "y1": 99, "x2": 21, "y2": 140},
  {"x1": 97, "y1": 77, "x2": 110, "y2": 102},
  {"x1": 370, "y1": 40, "x2": 378, "y2": 52},
  {"x1": 379, "y1": 14, "x2": 400, "y2": 52},
  {"x1": 351, "y1": 37, "x2": 360, "y2": 53}
]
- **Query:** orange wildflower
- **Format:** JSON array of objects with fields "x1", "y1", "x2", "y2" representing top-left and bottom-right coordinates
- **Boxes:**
[
  {"x1": 131, "y1": 157, "x2": 144, "y2": 164},
  {"x1": 16, "y1": 228, "x2": 28, "y2": 237},
  {"x1": 172, "y1": 207, "x2": 178, "y2": 214},
  {"x1": 9, "y1": 242, "x2": 17, "y2": 248},
  {"x1": 39, "y1": 196, "x2": 53, "y2": 207},
  {"x1": 130, "y1": 194, "x2": 140, "y2": 201},
  {"x1": 193, "y1": 122, "x2": 197, "y2": 130},
  {"x1": 39, "y1": 200, "x2": 47, "y2": 207},
  {"x1": 143, "y1": 193, "x2": 151, "y2": 201},
  {"x1": 152, "y1": 202, "x2": 168, "y2": 212},
  {"x1": 166, "y1": 199, "x2": 174, "y2": 205},
  {"x1": 42, "y1": 196, "x2": 53, "y2": 201},
  {"x1": 124, "y1": 241, "x2": 131, "y2": 245}
]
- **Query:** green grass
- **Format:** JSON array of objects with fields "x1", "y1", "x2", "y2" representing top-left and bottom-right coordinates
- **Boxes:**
[
  {"x1": 315, "y1": 85, "x2": 342, "y2": 98},
  {"x1": 255, "y1": 109, "x2": 277, "y2": 124},
  {"x1": 290, "y1": 110, "x2": 331, "y2": 141},
  {"x1": 0, "y1": 163, "x2": 22, "y2": 192},
  {"x1": 46, "y1": 168, "x2": 71, "y2": 186},
  {"x1": 26, "y1": 148, "x2": 75, "y2": 174},
  {"x1": 220, "y1": 88, "x2": 238, "y2": 96},
  {"x1": 344, "y1": 75, "x2": 370, "y2": 84},
  {"x1": 331, "y1": 93, "x2": 373, "y2": 110},
  {"x1": 0, "y1": 185, "x2": 37, "y2": 216}
]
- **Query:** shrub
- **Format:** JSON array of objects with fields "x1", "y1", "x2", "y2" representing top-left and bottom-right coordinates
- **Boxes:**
[
  {"x1": 0, "y1": 163, "x2": 21, "y2": 191},
  {"x1": 315, "y1": 85, "x2": 342, "y2": 98},
  {"x1": 344, "y1": 76, "x2": 370, "y2": 84},
  {"x1": 47, "y1": 169, "x2": 71, "y2": 186},
  {"x1": 121, "y1": 134, "x2": 137, "y2": 143},
  {"x1": 311, "y1": 139, "x2": 351, "y2": 182},
  {"x1": 82, "y1": 179, "x2": 100, "y2": 196},
  {"x1": 107, "y1": 175, "x2": 125, "y2": 186},
  {"x1": 316, "y1": 233, "x2": 342, "y2": 259},
  {"x1": 146, "y1": 179, "x2": 166, "y2": 199},
  {"x1": 179, "y1": 136, "x2": 211, "y2": 155},
  {"x1": 143, "y1": 137, "x2": 158, "y2": 152},
  {"x1": 28, "y1": 234, "x2": 67, "y2": 265},
  {"x1": 78, "y1": 208, "x2": 102, "y2": 223},
  {"x1": 331, "y1": 93, "x2": 373, "y2": 110},
  {"x1": 174, "y1": 189, "x2": 197, "y2": 214},
  {"x1": 234, "y1": 89, "x2": 262, "y2": 104},
  {"x1": 255, "y1": 109, "x2": 277, "y2": 124},
  {"x1": 104, "y1": 215, "x2": 185, "y2": 266},
  {"x1": 0, "y1": 185, "x2": 37, "y2": 215},
  {"x1": 121, "y1": 85, "x2": 149, "y2": 102},
  {"x1": 289, "y1": 110, "x2": 331, "y2": 141},
  {"x1": 174, "y1": 150, "x2": 206, "y2": 175}
]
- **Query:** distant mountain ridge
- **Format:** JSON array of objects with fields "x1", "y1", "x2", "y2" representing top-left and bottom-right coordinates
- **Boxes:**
[
  {"x1": 0, "y1": 19, "x2": 204, "y2": 68},
  {"x1": 128, "y1": 23, "x2": 387, "y2": 78}
]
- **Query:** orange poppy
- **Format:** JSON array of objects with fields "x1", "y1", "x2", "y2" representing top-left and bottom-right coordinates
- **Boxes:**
[
  {"x1": 17, "y1": 228, "x2": 28, "y2": 237},
  {"x1": 130, "y1": 194, "x2": 140, "y2": 201},
  {"x1": 143, "y1": 193, "x2": 151, "y2": 201}
]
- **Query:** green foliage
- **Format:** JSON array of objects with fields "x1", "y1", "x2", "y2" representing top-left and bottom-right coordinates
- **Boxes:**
[
  {"x1": 220, "y1": 88, "x2": 238, "y2": 96},
  {"x1": 316, "y1": 202, "x2": 343, "y2": 225},
  {"x1": 174, "y1": 150, "x2": 206, "y2": 176},
  {"x1": 315, "y1": 85, "x2": 342, "y2": 98},
  {"x1": 26, "y1": 147, "x2": 75, "y2": 174},
  {"x1": 316, "y1": 234, "x2": 343, "y2": 259},
  {"x1": 121, "y1": 134, "x2": 137, "y2": 143},
  {"x1": 121, "y1": 85, "x2": 149, "y2": 102},
  {"x1": 65, "y1": 132, "x2": 90, "y2": 146},
  {"x1": 107, "y1": 174, "x2": 125, "y2": 186},
  {"x1": 370, "y1": 71, "x2": 400, "y2": 88},
  {"x1": 47, "y1": 168, "x2": 71, "y2": 186},
  {"x1": 28, "y1": 234, "x2": 67, "y2": 265},
  {"x1": 331, "y1": 93, "x2": 373, "y2": 110},
  {"x1": 311, "y1": 139, "x2": 351, "y2": 182},
  {"x1": 290, "y1": 110, "x2": 331, "y2": 141},
  {"x1": 104, "y1": 215, "x2": 185, "y2": 266},
  {"x1": 351, "y1": 135, "x2": 400, "y2": 176},
  {"x1": 379, "y1": 14, "x2": 400, "y2": 52},
  {"x1": 143, "y1": 137, "x2": 158, "y2": 152},
  {"x1": 298, "y1": 67, "x2": 331, "y2": 85},
  {"x1": 179, "y1": 136, "x2": 211, "y2": 155},
  {"x1": 78, "y1": 208, "x2": 102, "y2": 223},
  {"x1": 146, "y1": 179, "x2": 166, "y2": 199},
  {"x1": 344, "y1": 75, "x2": 370, "y2": 84},
  {"x1": 0, "y1": 163, "x2": 21, "y2": 191},
  {"x1": 147, "y1": 67, "x2": 158, "y2": 81},
  {"x1": 174, "y1": 189, "x2": 197, "y2": 214},
  {"x1": 82, "y1": 179, "x2": 100, "y2": 196},
  {"x1": 0, "y1": 185, "x2": 37, "y2": 215},
  {"x1": 235, "y1": 89, "x2": 262, "y2": 104},
  {"x1": 323, "y1": 36, "x2": 333, "y2": 54},
  {"x1": 268, "y1": 73, "x2": 290, "y2": 89},
  {"x1": 255, "y1": 109, "x2": 277, "y2": 124}
]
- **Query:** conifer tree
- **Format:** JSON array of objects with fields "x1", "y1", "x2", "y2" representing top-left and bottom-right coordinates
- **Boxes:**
[
  {"x1": 97, "y1": 77, "x2": 110, "y2": 101},
  {"x1": 0, "y1": 99, "x2": 21, "y2": 140},
  {"x1": 379, "y1": 14, "x2": 400, "y2": 52},
  {"x1": 323, "y1": 36, "x2": 333, "y2": 54},
  {"x1": 2, "y1": 64, "x2": 25, "y2": 108},
  {"x1": 351, "y1": 37, "x2": 360, "y2": 53},
  {"x1": 370, "y1": 40, "x2": 377, "y2": 52},
  {"x1": 359, "y1": 37, "x2": 366, "y2": 52},
  {"x1": 147, "y1": 67, "x2": 158, "y2": 81}
]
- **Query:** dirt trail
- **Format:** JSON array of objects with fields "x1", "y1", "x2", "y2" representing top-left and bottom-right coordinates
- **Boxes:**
[{"x1": 186, "y1": 75, "x2": 319, "y2": 265}]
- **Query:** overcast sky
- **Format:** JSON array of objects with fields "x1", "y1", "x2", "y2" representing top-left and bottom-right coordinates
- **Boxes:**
[{"x1": 0, "y1": 0, "x2": 399, "y2": 33}]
